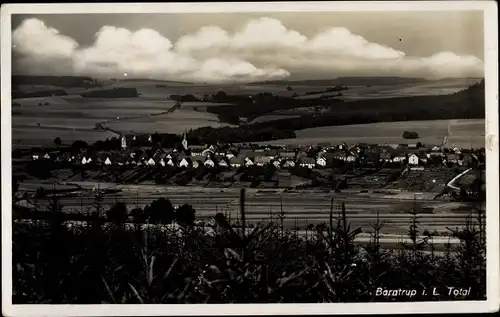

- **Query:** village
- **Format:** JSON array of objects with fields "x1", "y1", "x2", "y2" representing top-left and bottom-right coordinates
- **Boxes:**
[{"x1": 28, "y1": 133, "x2": 484, "y2": 171}]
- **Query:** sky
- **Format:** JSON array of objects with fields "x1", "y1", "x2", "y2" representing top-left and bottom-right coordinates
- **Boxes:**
[{"x1": 11, "y1": 11, "x2": 485, "y2": 83}]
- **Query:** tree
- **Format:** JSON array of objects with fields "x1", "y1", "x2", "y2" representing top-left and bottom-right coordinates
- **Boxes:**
[
  {"x1": 54, "y1": 137, "x2": 62, "y2": 147},
  {"x1": 71, "y1": 140, "x2": 88, "y2": 151},
  {"x1": 106, "y1": 202, "x2": 128, "y2": 225},
  {"x1": 147, "y1": 197, "x2": 175, "y2": 224},
  {"x1": 402, "y1": 131, "x2": 419, "y2": 139},
  {"x1": 213, "y1": 90, "x2": 227, "y2": 101},
  {"x1": 175, "y1": 204, "x2": 196, "y2": 226},
  {"x1": 151, "y1": 133, "x2": 162, "y2": 144}
]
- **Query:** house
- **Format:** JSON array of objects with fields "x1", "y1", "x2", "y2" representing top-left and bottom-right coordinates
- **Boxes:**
[
  {"x1": 189, "y1": 145, "x2": 205, "y2": 155},
  {"x1": 296, "y1": 150, "x2": 308, "y2": 158},
  {"x1": 316, "y1": 156, "x2": 327, "y2": 167},
  {"x1": 192, "y1": 160, "x2": 201, "y2": 169},
  {"x1": 363, "y1": 153, "x2": 379, "y2": 165},
  {"x1": 446, "y1": 154, "x2": 460, "y2": 164},
  {"x1": 254, "y1": 156, "x2": 273, "y2": 166},
  {"x1": 432, "y1": 146, "x2": 441, "y2": 152},
  {"x1": 218, "y1": 158, "x2": 229, "y2": 168},
  {"x1": 166, "y1": 158, "x2": 175, "y2": 167},
  {"x1": 264, "y1": 148, "x2": 280, "y2": 156},
  {"x1": 104, "y1": 157, "x2": 112, "y2": 166},
  {"x1": 229, "y1": 156, "x2": 245, "y2": 168},
  {"x1": 330, "y1": 150, "x2": 346, "y2": 161},
  {"x1": 32, "y1": 154, "x2": 39, "y2": 160},
  {"x1": 190, "y1": 154, "x2": 204, "y2": 163},
  {"x1": 408, "y1": 154, "x2": 419, "y2": 165},
  {"x1": 299, "y1": 157, "x2": 316, "y2": 169},
  {"x1": 146, "y1": 158, "x2": 156, "y2": 166},
  {"x1": 202, "y1": 145, "x2": 217, "y2": 157},
  {"x1": 244, "y1": 158, "x2": 255, "y2": 167},
  {"x1": 272, "y1": 159, "x2": 281, "y2": 168},
  {"x1": 279, "y1": 152, "x2": 296, "y2": 159},
  {"x1": 159, "y1": 158, "x2": 166, "y2": 167},
  {"x1": 462, "y1": 153, "x2": 474, "y2": 166},
  {"x1": 379, "y1": 152, "x2": 393, "y2": 162},
  {"x1": 204, "y1": 157, "x2": 215, "y2": 168},
  {"x1": 282, "y1": 159, "x2": 295, "y2": 168},
  {"x1": 179, "y1": 157, "x2": 190, "y2": 168},
  {"x1": 81, "y1": 157, "x2": 88, "y2": 165},
  {"x1": 43, "y1": 153, "x2": 51, "y2": 160},
  {"x1": 393, "y1": 155, "x2": 406, "y2": 163},
  {"x1": 225, "y1": 152, "x2": 235, "y2": 160},
  {"x1": 346, "y1": 153, "x2": 357, "y2": 163}
]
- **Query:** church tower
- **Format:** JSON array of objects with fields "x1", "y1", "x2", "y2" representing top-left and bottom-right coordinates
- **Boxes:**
[
  {"x1": 181, "y1": 132, "x2": 188, "y2": 151},
  {"x1": 121, "y1": 135, "x2": 127, "y2": 150}
]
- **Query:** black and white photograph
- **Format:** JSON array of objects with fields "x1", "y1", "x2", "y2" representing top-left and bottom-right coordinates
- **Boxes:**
[{"x1": 1, "y1": 1, "x2": 499, "y2": 316}]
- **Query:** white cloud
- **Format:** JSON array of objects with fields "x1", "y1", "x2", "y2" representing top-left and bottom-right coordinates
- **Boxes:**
[{"x1": 12, "y1": 17, "x2": 484, "y2": 83}]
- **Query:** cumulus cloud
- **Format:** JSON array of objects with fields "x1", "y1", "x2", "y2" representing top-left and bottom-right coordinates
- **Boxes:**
[{"x1": 12, "y1": 17, "x2": 484, "y2": 83}]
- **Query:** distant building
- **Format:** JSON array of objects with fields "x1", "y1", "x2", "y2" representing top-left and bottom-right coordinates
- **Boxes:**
[
  {"x1": 179, "y1": 157, "x2": 190, "y2": 168},
  {"x1": 204, "y1": 157, "x2": 215, "y2": 168},
  {"x1": 244, "y1": 158, "x2": 255, "y2": 167},
  {"x1": 408, "y1": 154, "x2": 419, "y2": 165},
  {"x1": 272, "y1": 160, "x2": 281, "y2": 168},
  {"x1": 346, "y1": 153, "x2": 357, "y2": 162},
  {"x1": 393, "y1": 156, "x2": 406, "y2": 163},
  {"x1": 121, "y1": 136, "x2": 127, "y2": 149},
  {"x1": 282, "y1": 160, "x2": 295, "y2": 168},
  {"x1": 316, "y1": 157, "x2": 327, "y2": 167},
  {"x1": 104, "y1": 157, "x2": 112, "y2": 165},
  {"x1": 299, "y1": 157, "x2": 315, "y2": 169},
  {"x1": 254, "y1": 156, "x2": 273, "y2": 166},
  {"x1": 181, "y1": 133, "x2": 188, "y2": 151},
  {"x1": 192, "y1": 160, "x2": 201, "y2": 169},
  {"x1": 379, "y1": 152, "x2": 392, "y2": 162},
  {"x1": 229, "y1": 156, "x2": 244, "y2": 168},
  {"x1": 218, "y1": 158, "x2": 229, "y2": 168}
]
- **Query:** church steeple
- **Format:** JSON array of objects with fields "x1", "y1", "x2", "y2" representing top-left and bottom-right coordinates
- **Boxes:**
[{"x1": 181, "y1": 131, "x2": 188, "y2": 151}]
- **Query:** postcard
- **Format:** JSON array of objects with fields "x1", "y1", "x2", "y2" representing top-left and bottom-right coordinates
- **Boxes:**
[{"x1": 1, "y1": 1, "x2": 498, "y2": 316}]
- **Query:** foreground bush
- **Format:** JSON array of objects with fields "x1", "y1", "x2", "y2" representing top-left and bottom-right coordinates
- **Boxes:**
[{"x1": 12, "y1": 198, "x2": 486, "y2": 304}]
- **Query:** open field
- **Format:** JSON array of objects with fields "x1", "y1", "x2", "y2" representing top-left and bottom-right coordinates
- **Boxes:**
[
  {"x1": 337, "y1": 79, "x2": 479, "y2": 101},
  {"x1": 291, "y1": 79, "x2": 477, "y2": 100},
  {"x1": 17, "y1": 181, "x2": 484, "y2": 236},
  {"x1": 249, "y1": 114, "x2": 302, "y2": 124},
  {"x1": 11, "y1": 127, "x2": 118, "y2": 148},
  {"x1": 102, "y1": 109, "x2": 235, "y2": 134},
  {"x1": 253, "y1": 119, "x2": 485, "y2": 148},
  {"x1": 11, "y1": 77, "x2": 484, "y2": 148}
]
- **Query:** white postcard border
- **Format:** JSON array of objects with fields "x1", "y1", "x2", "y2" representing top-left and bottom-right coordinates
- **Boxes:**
[{"x1": 1, "y1": 1, "x2": 498, "y2": 316}]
